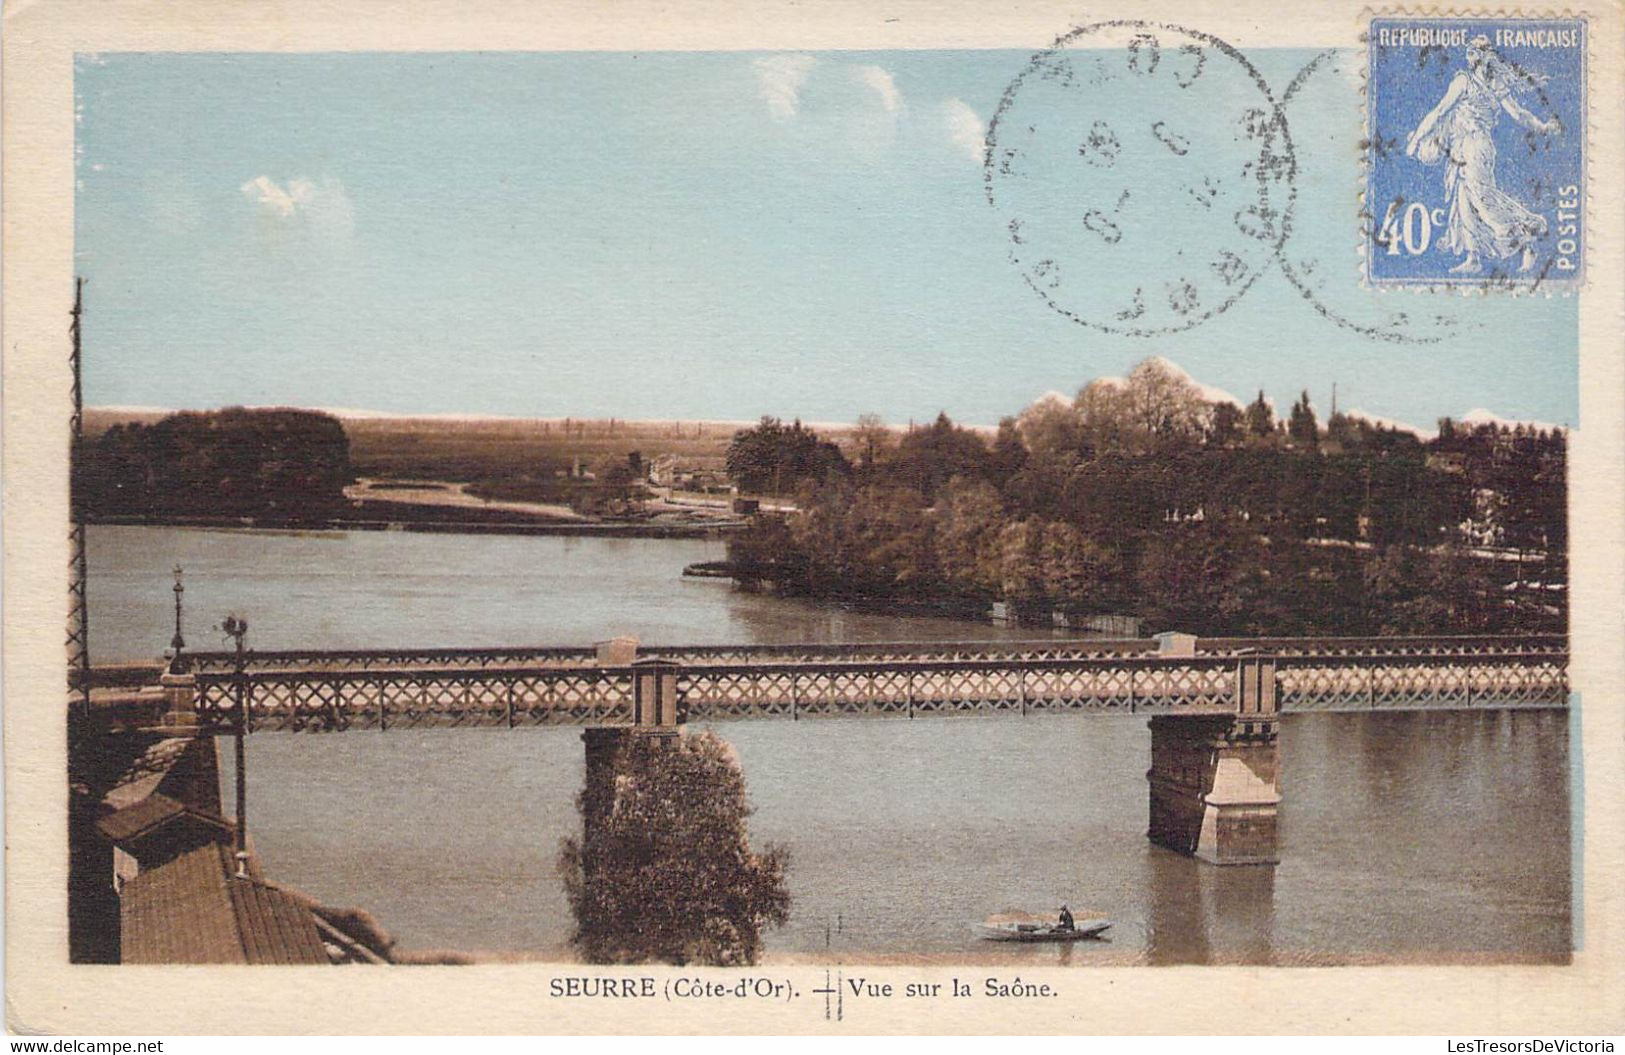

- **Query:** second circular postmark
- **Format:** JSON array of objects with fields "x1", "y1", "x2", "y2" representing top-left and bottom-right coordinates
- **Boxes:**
[{"x1": 986, "y1": 21, "x2": 1297, "y2": 337}]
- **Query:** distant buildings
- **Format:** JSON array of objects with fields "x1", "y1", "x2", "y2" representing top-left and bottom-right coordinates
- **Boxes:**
[{"x1": 649, "y1": 454, "x2": 732, "y2": 494}]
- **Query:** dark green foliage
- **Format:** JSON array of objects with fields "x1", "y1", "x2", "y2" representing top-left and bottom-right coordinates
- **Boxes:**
[
  {"x1": 1287, "y1": 390, "x2": 1320, "y2": 449},
  {"x1": 1245, "y1": 391, "x2": 1275, "y2": 438},
  {"x1": 558, "y1": 732, "x2": 791, "y2": 966},
  {"x1": 888, "y1": 412, "x2": 997, "y2": 500},
  {"x1": 724, "y1": 365, "x2": 1566, "y2": 636},
  {"x1": 1363, "y1": 544, "x2": 1498, "y2": 634},
  {"x1": 76, "y1": 408, "x2": 352, "y2": 521},
  {"x1": 1209, "y1": 401, "x2": 1244, "y2": 447},
  {"x1": 725, "y1": 417, "x2": 850, "y2": 495}
]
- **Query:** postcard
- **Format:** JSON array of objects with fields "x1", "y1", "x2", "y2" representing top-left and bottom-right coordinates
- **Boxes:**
[{"x1": 4, "y1": 0, "x2": 1622, "y2": 1036}]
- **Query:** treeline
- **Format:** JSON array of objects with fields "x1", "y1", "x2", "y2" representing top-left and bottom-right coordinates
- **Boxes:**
[
  {"x1": 726, "y1": 359, "x2": 1566, "y2": 635},
  {"x1": 75, "y1": 408, "x2": 353, "y2": 521},
  {"x1": 724, "y1": 418, "x2": 847, "y2": 496}
]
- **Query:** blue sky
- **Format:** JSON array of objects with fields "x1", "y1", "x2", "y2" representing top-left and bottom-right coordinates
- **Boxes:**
[{"x1": 75, "y1": 50, "x2": 1578, "y2": 429}]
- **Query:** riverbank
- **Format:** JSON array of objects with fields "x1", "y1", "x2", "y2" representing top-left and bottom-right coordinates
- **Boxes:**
[
  {"x1": 87, "y1": 512, "x2": 746, "y2": 540},
  {"x1": 691, "y1": 560, "x2": 1116, "y2": 627}
]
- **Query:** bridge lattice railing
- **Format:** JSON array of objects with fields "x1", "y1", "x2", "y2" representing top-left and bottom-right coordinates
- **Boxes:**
[
  {"x1": 186, "y1": 649, "x2": 1567, "y2": 733},
  {"x1": 1274, "y1": 651, "x2": 1569, "y2": 711},
  {"x1": 675, "y1": 656, "x2": 1239, "y2": 721},
  {"x1": 178, "y1": 633, "x2": 1567, "y2": 675},
  {"x1": 193, "y1": 665, "x2": 635, "y2": 732}
]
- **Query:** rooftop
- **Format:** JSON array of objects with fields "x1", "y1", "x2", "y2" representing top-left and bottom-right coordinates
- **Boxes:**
[{"x1": 119, "y1": 842, "x2": 330, "y2": 965}]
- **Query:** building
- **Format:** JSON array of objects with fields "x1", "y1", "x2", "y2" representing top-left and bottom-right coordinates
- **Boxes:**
[
  {"x1": 80, "y1": 733, "x2": 395, "y2": 965},
  {"x1": 649, "y1": 454, "x2": 732, "y2": 493}
]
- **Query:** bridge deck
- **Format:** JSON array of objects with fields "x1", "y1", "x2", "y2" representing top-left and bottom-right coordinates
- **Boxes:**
[
  {"x1": 172, "y1": 632, "x2": 1566, "y2": 675},
  {"x1": 157, "y1": 644, "x2": 1568, "y2": 734}
]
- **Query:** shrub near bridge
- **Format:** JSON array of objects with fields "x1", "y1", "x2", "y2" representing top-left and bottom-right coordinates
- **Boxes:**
[{"x1": 558, "y1": 731, "x2": 791, "y2": 966}]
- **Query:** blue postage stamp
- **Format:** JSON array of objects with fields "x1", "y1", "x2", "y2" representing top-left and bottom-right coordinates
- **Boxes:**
[{"x1": 1366, "y1": 16, "x2": 1586, "y2": 289}]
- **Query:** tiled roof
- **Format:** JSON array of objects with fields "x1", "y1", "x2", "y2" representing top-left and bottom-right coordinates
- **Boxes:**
[
  {"x1": 120, "y1": 843, "x2": 329, "y2": 965},
  {"x1": 97, "y1": 793, "x2": 233, "y2": 845},
  {"x1": 97, "y1": 793, "x2": 185, "y2": 842},
  {"x1": 226, "y1": 878, "x2": 332, "y2": 965},
  {"x1": 99, "y1": 737, "x2": 195, "y2": 810}
]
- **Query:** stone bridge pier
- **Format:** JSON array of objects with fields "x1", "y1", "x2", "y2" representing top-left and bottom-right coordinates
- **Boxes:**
[
  {"x1": 1147, "y1": 655, "x2": 1280, "y2": 865},
  {"x1": 580, "y1": 654, "x2": 683, "y2": 840}
]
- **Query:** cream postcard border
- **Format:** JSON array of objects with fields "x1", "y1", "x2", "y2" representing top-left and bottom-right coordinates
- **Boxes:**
[{"x1": 5, "y1": 0, "x2": 1622, "y2": 1035}]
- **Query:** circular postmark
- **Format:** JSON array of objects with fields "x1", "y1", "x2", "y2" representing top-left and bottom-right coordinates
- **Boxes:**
[
  {"x1": 1278, "y1": 49, "x2": 1470, "y2": 343},
  {"x1": 986, "y1": 21, "x2": 1296, "y2": 336}
]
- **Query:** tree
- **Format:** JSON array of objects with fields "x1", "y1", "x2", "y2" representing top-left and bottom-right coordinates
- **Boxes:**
[
  {"x1": 853, "y1": 413, "x2": 894, "y2": 470},
  {"x1": 890, "y1": 412, "x2": 994, "y2": 500},
  {"x1": 1326, "y1": 411, "x2": 1360, "y2": 450},
  {"x1": 594, "y1": 459, "x2": 643, "y2": 515},
  {"x1": 851, "y1": 485, "x2": 936, "y2": 592},
  {"x1": 559, "y1": 731, "x2": 791, "y2": 966},
  {"x1": 76, "y1": 408, "x2": 353, "y2": 520},
  {"x1": 1287, "y1": 390, "x2": 1320, "y2": 449},
  {"x1": 993, "y1": 518, "x2": 1044, "y2": 601},
  {"x1": 1121, "y1": 358, "x2": 1211, "y2": 443},
  {"x1": 725, "y1": 417, "x2": 849, "y2": 495},
  {"x1": 1244, "y1": 390, "x2": 1275, "y2": 439},
  {"x1": 711, "y1": 365, "x2": 1565, "y2": 636},
  {"x1": 787, "y1": 482, "x2": 934, "y2": 596},
  {"x1": 1208, "y1": 401, "x2": 1244, "y2": 447},
  {"x1": 934, "y1": 476, "x2": 1005, "y2": 594},
  {"x1": 725, "y1": 513, "x2": 804, "y2": 587},
  {"x1": 991, "y1": 417, "x2": 1029, "y2": 479},
  {"x1": 1362, "y1": 544, "x2": 1495, "y2": 633},
  {"x1": 1039, "y1": 521, "x2": 1121, "y2": 611},
  {"x1": 1135, "y1": 521, "x2": 1267, "y2": 634},
  {"x1": 1018, "y1": 393, "x2": 1084, "y2": 461},
  {"x1": 1073, "y1": 379, "x2": 1133, "y2": 452},
  {"x1": 1073, "y1": 358, "x2": 1209, "y2": 453}
]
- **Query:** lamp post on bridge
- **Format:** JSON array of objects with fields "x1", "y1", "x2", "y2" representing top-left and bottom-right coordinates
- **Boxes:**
[
  {"x1": 168, "y1": 564, "x2": 186, "y2": 672},
  {"x1": 221, "y1": 613, "x2": 250, "y2": 879}
]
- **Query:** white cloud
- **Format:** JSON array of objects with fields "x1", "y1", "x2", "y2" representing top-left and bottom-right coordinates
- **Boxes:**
[
  {"x1": 1138, "y1": 356, "x2": 1248, "y2": 408},
  {"x1": 1088, "y1": 358, "x2": 1246, "y2": 407},
  {"x1": 855, "y1": 65, "x2": 903, "y2": 113},
  {"x1": 241, "y1": 175, "x2": 354, "y2": 236},
  {"x1": 1458, "y1": 408, "x2": 1568, "y2": 433},
  {"x1": 1344, "y1": 408, "x2": 1430, "y2": 438},
  {"x1": 942, "y1": 98, "x2": 985, "y2": 161},
  {"x1": 752, "y1": 55, "x2": 818, "y2": 121},
  {"x1": 242, "y1": 175, "x2": 312, "y2": 217}
]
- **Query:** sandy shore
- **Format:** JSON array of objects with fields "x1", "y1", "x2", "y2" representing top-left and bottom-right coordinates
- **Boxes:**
[{"x1": 346, "y1": 478, "x2": 585, "y2": 521}]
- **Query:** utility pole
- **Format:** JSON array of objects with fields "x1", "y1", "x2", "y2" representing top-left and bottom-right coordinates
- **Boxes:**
[
  {"x1": 222, "y1": 614, "x2": 251, "y2": 877},
  {"x1": 67, "y1": 278, "x2": 92, "y2": 727}
]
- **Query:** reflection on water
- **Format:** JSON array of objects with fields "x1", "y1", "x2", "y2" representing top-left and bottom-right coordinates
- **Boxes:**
[
  {"x1": 216, "y1": 710, "x2": 1569, "y2": 965},
  {"x1": 1143, "y1": 847, "x2": 1276, "y2": 965},
  {"x1": 91, "y1": 527, "x2": 1571, "y2": 964},
  {"x1": 87, "y1": 525, "x2": 1056, "y2": 662}
]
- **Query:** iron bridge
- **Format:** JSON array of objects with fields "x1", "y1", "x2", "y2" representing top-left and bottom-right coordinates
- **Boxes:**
[{"x1": 143, "y1": 634, "x2": 1571, "y2": 734}]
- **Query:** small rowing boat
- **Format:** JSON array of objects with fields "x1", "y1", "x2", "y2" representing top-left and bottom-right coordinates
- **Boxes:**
[{"x1": 978, "y1": 911, "x2": 1111, "y2": 942}]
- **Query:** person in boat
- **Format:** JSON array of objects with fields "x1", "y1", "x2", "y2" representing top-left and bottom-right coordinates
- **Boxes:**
[{"x1": 1058, "y1": 905, "x2": 1075, "y2": 931}]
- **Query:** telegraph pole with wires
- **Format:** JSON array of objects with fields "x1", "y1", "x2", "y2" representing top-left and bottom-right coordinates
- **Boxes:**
[{"x1": 68, "y1": 277, "x2": 92, "y2": 729}]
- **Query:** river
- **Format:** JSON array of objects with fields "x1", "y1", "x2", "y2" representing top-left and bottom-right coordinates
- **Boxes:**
[{"x1": 86, "y1": 525, "x2": 1573, "y2": 964}]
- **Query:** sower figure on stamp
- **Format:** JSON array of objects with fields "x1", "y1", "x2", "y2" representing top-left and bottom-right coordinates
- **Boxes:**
[{"x1": 1405, "y1": 35, "x2": 1561, "y2": 274}]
